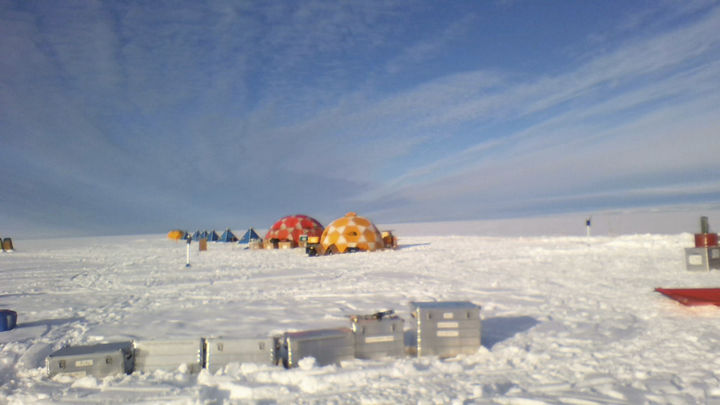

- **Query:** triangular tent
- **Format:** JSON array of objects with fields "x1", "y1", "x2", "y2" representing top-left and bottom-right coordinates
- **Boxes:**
[
  {"x1": 192, "y1": 230, "x2": 201, "y2": 241},
  {"x1": 220, "y1": 228, "x2": 238, "y2": 242},
  {"x1": 206, "y1": 230, "x2": 220, "y2": 241},
  {"x1": 238, "y1": 228, "x2": 262, "y2": 244}
]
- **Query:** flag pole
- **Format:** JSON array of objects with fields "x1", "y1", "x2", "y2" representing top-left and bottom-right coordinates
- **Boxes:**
[
  {"x1": 586, "y1": 217, "x2": 592, "y2": 237},
  {"x1": 186, "y1": 236, "x2": 192, "y2": 267}
]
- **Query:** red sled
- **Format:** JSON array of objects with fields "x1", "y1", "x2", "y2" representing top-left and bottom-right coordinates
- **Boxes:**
[{"x1": 655, "y1": 288, "x2": 720, "y2": 306}]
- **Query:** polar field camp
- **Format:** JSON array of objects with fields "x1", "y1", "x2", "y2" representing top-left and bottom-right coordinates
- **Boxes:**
[
  {"x1": 4, "y1": 209, "x2": 720, "y2": 403},
  {"x1": 4, "y1": 1, "x2": 720, "y2": 404}
]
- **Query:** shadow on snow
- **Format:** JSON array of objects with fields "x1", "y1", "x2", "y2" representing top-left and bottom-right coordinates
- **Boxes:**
[
  {"x1": 481, "y1": 316, "x2": 539, "y2": 349},
  {"x1": 397, "y1": 243, "x2": 431, "y2": 250}
]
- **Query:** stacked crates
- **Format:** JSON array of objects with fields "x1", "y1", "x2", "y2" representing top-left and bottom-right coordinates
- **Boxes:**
[
  {"x1": 47, "y1": 342, "x2": 134, "y2": 378},
  {"x1": 45, "y1": 300, "x2": 484, "y2": 378},
  {"x1": 685, "y1": 247, "x2": 720, "y2": 271},
  {"x1": 410, "y1": 301, "x2": 482, "y2": 358},
  {"x1": 350, "y1": 311, "x2": 404, "y2": 359},
  {"x1": 686, "y1": 216, "x2": 720, "y2": 271}
]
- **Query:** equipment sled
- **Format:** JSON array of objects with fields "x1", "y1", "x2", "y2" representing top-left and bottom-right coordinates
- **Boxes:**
[{"x1": 655, "y1": 288, "x2": 720, "y2": 306}]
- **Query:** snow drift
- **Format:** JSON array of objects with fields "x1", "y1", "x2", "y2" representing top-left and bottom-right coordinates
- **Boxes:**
[{"x1": 1, "y1": 231, "x2": 719, "y2": 403}]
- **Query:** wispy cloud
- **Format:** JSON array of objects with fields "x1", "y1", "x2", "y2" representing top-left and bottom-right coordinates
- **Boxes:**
[
  {"x1": 352, "y1": 6, "x2": 720, "y2": 221},
  {"x1": 384, "y1": 14, "x2": 478, "y2": 75},
  {"x1": 1, "y1": 1, "x2": 719, "y2": 236}
]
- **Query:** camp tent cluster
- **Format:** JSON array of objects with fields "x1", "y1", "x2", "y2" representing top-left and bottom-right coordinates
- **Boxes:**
[
  {"x1": 167, "y1": 228, "x2": 261, "y2": 244},
  {"x1": 167, "y1": 213, "x2": 396, "y2": 255},
  {"x1": 262, "y1": 212, "x2": 397, "y2": 255}
]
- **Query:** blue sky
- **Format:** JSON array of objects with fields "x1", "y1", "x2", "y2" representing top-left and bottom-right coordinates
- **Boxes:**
[{"x1": 1, "y1": 0, "x2": 720, "y2": 237}]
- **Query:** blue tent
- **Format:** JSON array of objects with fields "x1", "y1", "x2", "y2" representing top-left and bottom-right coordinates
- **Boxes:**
[
  {"x1": 192, "y1": 230, "x2": 202, "y2": 241},
  {"x1": 238, "y1": 228, "x2": 262, "y2": 244},
  {"x1": 206, "y1": 230, "x2": 220, "y2": 242},
  {"x1": 220, "y1": 228, "x2": 238, "y2": 242}
]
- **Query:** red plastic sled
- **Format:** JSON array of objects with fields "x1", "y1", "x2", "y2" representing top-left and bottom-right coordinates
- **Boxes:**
[{"x1": 655, "y1": 288, "x2": 720, "y2": 306}]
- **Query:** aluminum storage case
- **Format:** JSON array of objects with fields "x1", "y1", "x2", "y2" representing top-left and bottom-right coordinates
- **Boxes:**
[
  {"x1": 0, "y1": 309, "x2": 17, "y2": 332},
  {"x1": 410, "y1": 301, "x2": 482, "y2": 358},
  {"x1": 350, "y1": 311, "x2": 404, "y2": 359},
  {"x1": 685, "y1": 247, "x2": 720, "y2": 271},
  {"x1": 204, "y1": 337, "x2": 278, "y2": 373},
  {"x1": 46, "y1": 341, "x2": 134, "y2": 378},
  {"x1": 133, "y1": 339, "x2": 204, "y2": 373},
  {"x1": 281, "y1": 328, "x2": 354, "y2": 368}
]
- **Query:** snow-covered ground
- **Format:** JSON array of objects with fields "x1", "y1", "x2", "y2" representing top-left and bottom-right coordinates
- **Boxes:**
[{"x1": 2, "y1": 230, "x2": 720, "y2": 404}]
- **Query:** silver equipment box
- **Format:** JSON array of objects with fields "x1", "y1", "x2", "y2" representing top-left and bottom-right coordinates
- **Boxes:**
[
  {"x1": 204, "y1": 337, "x2": 278, "y2": 373},
  {"x1": 46, "y1": 341, "x2": 134, "y2": 378},
  {"x1": 685, "y1": 247, "x2": 720, "y2": 271},
  {"x1": 281, "y1": 328, "x2": 354, "y2": 368},
  {"x1": 410, "y1": 301, "x2": 482, "y2": 358},
  {"x1": 350, "y1": 311, "x2": 404, "y2": 360},
  {"x1": 133, "y1": 339, "x2": 203, "y2": 373}
]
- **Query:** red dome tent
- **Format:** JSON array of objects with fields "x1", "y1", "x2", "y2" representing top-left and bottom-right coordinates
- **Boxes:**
[{"x1": 265, "y1": 215, "x2": 324, "y2": 248}]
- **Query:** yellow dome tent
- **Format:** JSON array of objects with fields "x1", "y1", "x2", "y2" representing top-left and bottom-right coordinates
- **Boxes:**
[
  {"x1": 167, "y1": 229, "x2": 186, "y2": 240},
  {"x1": 319, "y1": 212, "x2": 384, "y2": 254}
]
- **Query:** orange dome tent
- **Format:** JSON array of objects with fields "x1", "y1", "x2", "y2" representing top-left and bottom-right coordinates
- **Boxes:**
[
  {"x1": 167, "y1": 229, "x2": 186, "y2": 240},
  {"x1": 319, "y1": 212, "x2": 384, "y2": 254},
  {"x1": 265, "y1": 214, "x2": 324, "y2": 248}
]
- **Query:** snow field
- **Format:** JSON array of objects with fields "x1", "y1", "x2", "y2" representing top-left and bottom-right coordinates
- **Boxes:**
[{"x1": 1, "y1": 232, "x2": 720, "y2": 403}]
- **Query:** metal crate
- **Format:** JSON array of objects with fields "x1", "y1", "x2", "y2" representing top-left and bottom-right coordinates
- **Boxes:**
[
  {"x1": 350, "y1": 311, "x2": 404, "y2": 360},
  {"x1": 204, "y1": 337, "x2": 278, "y2": 373},
  {"x1": 410, "y1": 301, "x2": 482, "y2": 358},
  {"x1": 46, "y1": 341, "x2": 134, "y2": 378},
  {"x1": 685, "y1": 247, "x2": 720, "y2": 271},
  {"x1": 0, "y1": 309, "x2": 17, "y2": 332},
  {"x1": 281, "y1": 328, "x2": 354, "y2": 368},
  {"x1": 133, "y1": 339, "x2": 204, "y2": 373}
]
